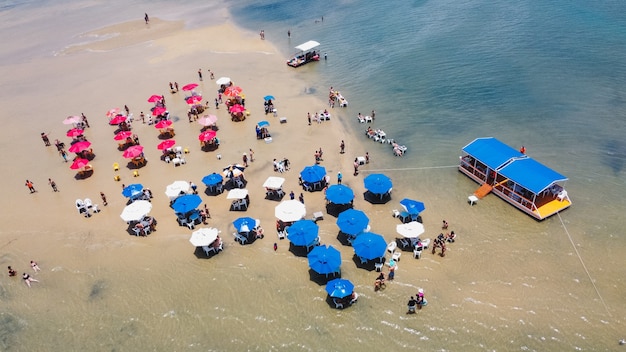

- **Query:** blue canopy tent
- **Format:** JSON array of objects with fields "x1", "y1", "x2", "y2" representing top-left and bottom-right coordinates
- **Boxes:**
[
  {"x1": 399, "y1": 198, "x2": 425, "y2": 215},
  {"x1": 308, "y1": 245, "x2": 341, "y2": 276},
  {"x1": 325, "y1": 184, "x2": 354, "y2": 204},
  {"x1": 336, "y1": 209, "x2": 369, "y2": 236},
  {"x1": 498, "y1": 157, "x2": 568, "y2": 194}
]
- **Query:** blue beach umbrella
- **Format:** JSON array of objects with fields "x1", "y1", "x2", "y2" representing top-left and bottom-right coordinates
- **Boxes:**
[
  {"x1": 257, "y1": 120, "x2": 270, "y2": 128},
  {"x1": 325, "y1": 278, "x2": 354, "y2": 298},
  {"x1": 300, "y1": 165, "x2": 327, "y2": 184},
  {"x1": 172, "y1": 194, "x2": 202, "y2": 214},
  {"x1": 233, "y1": 217, "x2": 256, "y2": 233},
  {"x1": 336, "y1": 209, "x2": 369, "y2": 236},
  {"x1": 399, "y1": 198, "x2": 426, "y2": 215},
  {"x1": 352, "y1": 232, "x2": 387, "y2": 261},
  {"x1": 325, "y1": 184, "x2": 354, "y2": 204},
  {"x1": 363, "y1": 174, "x2": 393, "y2": 195},
  {"x1": 202, "y1": 172, "x2": 223, "y2": 186},
  {"x1": 263, "y1": 95, "x2": 275, "y2": 101},
  {"x1": 286, "y1": 219, "x2": 319, "y2": 247},
  {"x1": 122, "y1": 183, "x2": 144, "y2": 198},
  {"x1": 308, "y1": 245, "x2": 342, "y2": 276}
]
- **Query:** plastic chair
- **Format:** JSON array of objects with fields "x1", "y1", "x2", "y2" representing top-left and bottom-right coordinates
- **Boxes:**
[
  {"x1": 392, "y1": 251, "x2": 402, "y2": 262},
  {"x1": 413, "y1": 248, "x2": 422, "y2": 259},
  {"x1": 387, "y1": 241, "x2": 397, "y2": 254},
  {"x1": 113, "y1": 162, "x2": 119, "y2": 171},
  {"x1": 333, "y1": 298, "x2": 344, "y2": 309},
  {"x1": 374, "y1": 262, "x2": 384, "y2": 272}
]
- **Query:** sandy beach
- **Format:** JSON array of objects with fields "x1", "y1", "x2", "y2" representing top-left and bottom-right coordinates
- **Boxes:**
[{"x1": 1, "y1": 4, "x2": 625, "y2": 350}]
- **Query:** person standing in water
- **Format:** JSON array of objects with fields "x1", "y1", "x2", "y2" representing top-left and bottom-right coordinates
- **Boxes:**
[{"x1": 144, "y1": 13, "x2": 149, "y2": 24}]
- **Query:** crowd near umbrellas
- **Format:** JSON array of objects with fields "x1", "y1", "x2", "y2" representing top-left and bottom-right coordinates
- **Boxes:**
[
  {"x1": 325, "y1": 185, "x2": 354, "y2": 205},
  {"x1": 172, "y1": 194, "x2": 202, "y2": 214},
  {"x1": 106, "y1": 108, "x2": 120, "y2": 117},
  {"x1": 352, "y1": 233, "x2": 387, "y2": 261},
  {"x1": 147, "y1": 94, "x2": 163, "y2": 103},
  {"x1": 109, "y1": 115, "x2": 127, "y2": 125},
  {"x1": 186, "y1": 95, "x2": 203, "y2": 105},
  {"x1": 70, "y1": 158, "x2": 90, "y2": 170},
  {"x1": 286, "y1": 219, "x2": 319, "y2": 247},
  {"x1": 396, "y1": 221, "x2": 425, "y2": 238},
  {"x1": 364, "y1": 174, "x2": 393, "y2": 195},
  {"x1": 123, "y1": 145, "x2": 144, "y2": 159},
  {"x1": 224, "y1": 86, "x2": 243, "y2": 97},
  {"x1": 336, "y1": 209, "x2": 369, "y2": 236},
  {"x1": 198, "y1": 130, "x2": 217, "y2": 142},
  {"x1": 216, "y1": 77, "x2": 231, "y2": 86},
  {"x1": 157, "y1": 139, "x2": 176, "y2": 150},
  {"x1": 308, "y1": 245, "x2": 341, "y2": 276},
  {"x1": 122, "y1": 183, "x2": 144, "y2": 199},
  {"x1": 325, "y1": 278, "x2": 354, "y2": 299},
  {"x1": 152, "y1": 107, "x2": 167, "y2": 116},
  {"x1": 120, "y1": 200, "x2": 152, "y2": 222},
  {"x1": 63, "y1": 115, "x2": 82, "y2": 125},
  {"x1": 114, "y1": 131, "x2": 133, "y2": 141},
  {"x1": 263, "y1": 95, "x2": 275, "y2": 101},
  {"x1": 400, "y1": 198, "x2": 426, "y2": 215},
  {"x1": 68, "y1": 141, "x2": 91, "y2": 153},
  {"x1": 165, "y1": 180, "x2": 190, "y2": 200},
  {"x1": 154, "y1": 120, "x2": 173, "y2": 129},
  {"x1": 229, "y1": 104, "x2": 246, "y2": 114},
  {"x1": 275, "y1": 200, "x2": 306, "y2": 222},
  {"x1": 66, "y1": 128, "x2": 84, "y2": 138},
  {"x1": 189, "y1": 227, "x2": 219, "y2": 247},
  {"x1": 182, "y1": 83, "x2": 198, "y2": 91},
  {"x1": 300, "y1": 165, "x2": 327, "y2": 183},
  {"x1": 233, "y1": 217, "x2": 256, "y2": 233},
  {"x1": 198, "y1": 114, "x2": 218, "y2": 126}
]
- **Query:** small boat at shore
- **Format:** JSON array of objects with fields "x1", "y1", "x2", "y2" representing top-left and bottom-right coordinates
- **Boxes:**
[
  {"x1": 287, "y1": 41, "x2": 320, "y2": 68},
  {"x1": 459, "y1": 137, "x2": 571, "y2": 220}
]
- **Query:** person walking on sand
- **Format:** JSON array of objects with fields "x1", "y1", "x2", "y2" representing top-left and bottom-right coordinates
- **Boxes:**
[
  {"x1": 337, "y1": 171, "x2": 342, "y2": 184},
  {"x1": 60, "y1": 149, "x2": 68, "y2": 162},
  {"x1": 353, "y1": 159, "x2": 359, "y2": 176},
  {"x1": 144, "y1": 13, "x2": 149, "y2": 24},
  {"x1": 41, "y1": 132, "x2": 51, "y2": 146},
  {"x1": 298, "y1": 193, "x2": 304, "y2": 204},
  {"x1": 242, "y1": 153, "x2": 248, "y2": 167},
  {"x1": 100, "y1": 192, "x2": 108, "y2": 206},
  {"x1": 22, "y1": 273, "x2": 39, "y2": 287},
  {"x1": 340, "y1": 140, "x2": 345, "y2": 154},
  {"x1": 8, "y1": 266, "x2": 16, "y2": 277},
  {"x1": 198, "y1": 69, "x2": 203, "y2": 81},
  {"x1": 25, "y1": 180, "x2": 36, "y2": 193},
  {"x1": 287, "y1": 29, "x2": 291, "y2": 38},
  {"x1": 48, "y1": 178, "x2": 58, "y2": 192},
  {"x1": 307, "y1": 112, "x2": 312, "y2": 125},
  {"x1": 30, "y1": 261, "x2": 41, "y2": 273},
  {"x1": 249, "y1": 148, "x2": 255, "y2": 162}
]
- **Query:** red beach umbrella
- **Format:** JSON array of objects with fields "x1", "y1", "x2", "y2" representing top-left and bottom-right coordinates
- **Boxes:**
[
  {"x1": 123, "y1": 145, "x2": 144, "y2": 159},
  {"x1": 198, "y1": 130, "x2": 217, "y2": 142},
  {"x1": 198, "y1": 114, "x2": 218, "y2": 126},
  {"x1": 154, "y1": 120, "x2": 173, "y2": 129},
  {"x1": 66, "y1": 128, "x2": 84, "y2": 138},
  {"x1": 186, "y1": 95, "x2": 203, "y2": 105},
  {"x1": 147, "y1": 94, "x2": 163, "y2": 103},
  {"x1": 182, "y1": 83, "x2": 198, "y2": 91},
  {"x1": 152, "y1": 107, "x2": 167, "y2": 116},
  {"x1": 70, "y1": 158, "x2": 90, "y2": 170},
  {"x1": 68, "y1": 141, "x2": 91, "y2": 153},
  {"x1": 224, "y1": 86, "x2": 243, "y2": 97},
  {"x1": 229, "y1": 104, "x2": 246, "y2": 113},
  {"x1": 114, "y1": 131, "x2": 133, "y2": 141},
  {"x1": 157, "y1": 139, "x2": 176, "y2": 150},
  {"x1": 106, "y1": 108, "x2": 120, "y2": 117},
  {"x1": 109, "y1": 115, "x2": 127, "y2": 125}
]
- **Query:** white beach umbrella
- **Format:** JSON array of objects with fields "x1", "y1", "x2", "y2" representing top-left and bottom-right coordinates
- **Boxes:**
[
  {"x1": 262, "y1": 176, "x2": 285, "y2": 190},
  {"x1": 227, "y1": 188, "x2": 249, "y2": 200},
  {"x1": 275, "y1": 200, "x2": 306, "y2": 222},
  {"x1": 189, "y1": 227, "x2": 219, "y2": 247},
  {"x1": 396, "y1": 221, "x2": 425, "y2": 238},
  {"x1": 216, "y1": 77, "x2": 231, "y2": 86},
  {"x1": 120, "y1": 200, "x2": 152, "y2": 222},
  {"x1": 165, "y1": 181, "x2": 190, "y2": 199}
]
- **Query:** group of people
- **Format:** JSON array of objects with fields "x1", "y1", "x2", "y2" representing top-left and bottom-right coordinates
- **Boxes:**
[
  {"x1": 7, "y1": 261, "x2": 41, "y2": 287},
  {"x1": 407, "y1": 288, "x2": 427, "y2": 313},
  {"x1": 431, "y1": 220, "x2": 457, "y2": 257}
]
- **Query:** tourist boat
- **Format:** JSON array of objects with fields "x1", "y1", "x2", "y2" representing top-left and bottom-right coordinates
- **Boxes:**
[
  {"x1": 459, "y1": 137, "x2": 571, "y2": 220},
  {"x1": 287, "y1": 41, "x2": 320, "y2": 68}
]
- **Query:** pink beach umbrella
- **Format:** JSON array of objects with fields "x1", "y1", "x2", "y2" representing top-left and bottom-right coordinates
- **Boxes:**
[
  {"x1": 198, "y1": 114, "x2": 218, "y2": 126},
  {"x1": 147, "y1": 94, "x2": 163, "y2": 103},
  {"x1": 66, "y1": 128, "x2": 84, "y2": 138},
  {"x1": 186, "y1": 95, "x2": 203, "y2": 105},
  {"x1": 113, "y1": 131, "x2": 133, "y2": 141},
  {"x1": 229, "y1": 104, "x2": 246, "y2": 113},
  {"x1": 106, "y1": 108, "x2": 120, "y2": 117},
  {"x1": 70, "y1": 158, "x2": 90, "y2": 170},
  {"x1": 109, "y1": 115, "x2": 127, "y2": 125},
  {"x1": 224, "y1": 86, "x2": 243, "y2": 97},
  {"x1": 182, "y1": 83, "x2": 198, "y2": 91},
  {"x1": 63, "y1": 115, "x2": 82, "y2": 125},
  {"x1": 157, "y1": 139, "x2": 176, "y2": 150},
  {"x1": 123, "y1": 145, "x2": 144, "y2": 159},
  {"x1": 68, "y1": 141, "x2": 91, "y2": 153},
  {"x1": 154, "y1": 120, "x2": 173, "y2": 129},
  {"x1": 198, "y1": 130, "x2": 217, "y2": 142},
  {"x1": 152, "y1": 107, "x2": 167, "y2": 116}
]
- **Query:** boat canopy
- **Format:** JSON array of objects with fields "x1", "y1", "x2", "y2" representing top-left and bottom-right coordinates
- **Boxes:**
[
  {"x1": 295, "y1": 41, "x2": 320, "y2": 52},
  {"x1": 462, "y1": 137, "x2": 524, "y2": 170},
  {"x1": 498, "y1": 157, "x2": 568, "y2": 194}
]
